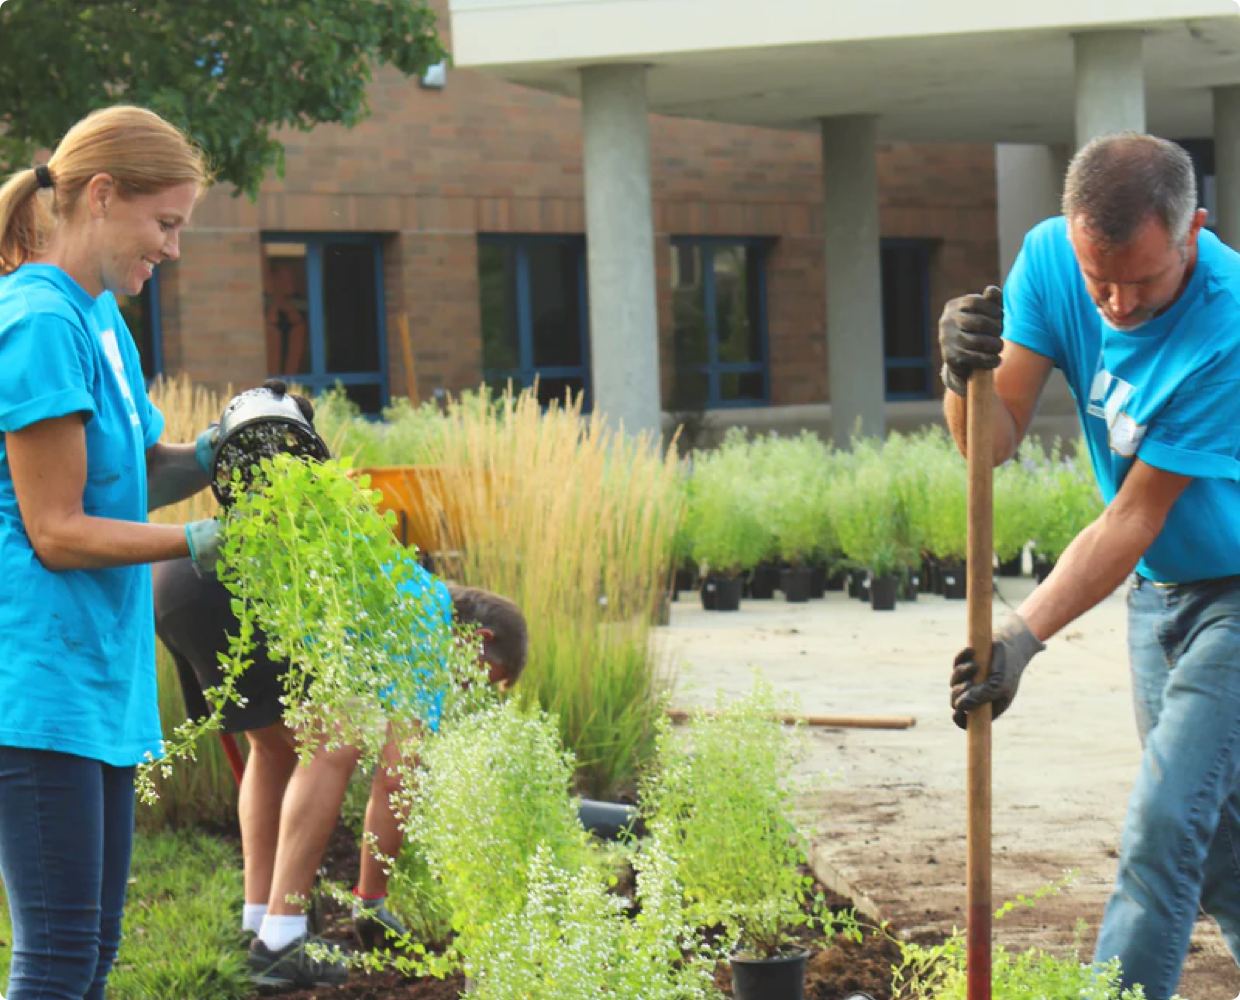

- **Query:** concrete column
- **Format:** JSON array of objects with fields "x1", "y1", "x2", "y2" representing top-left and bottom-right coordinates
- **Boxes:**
[
  {"x1": 1215, "y1": 86, "x2": 1240, "y2": 252},
  {"x1": 579, "y1": 64, "x2": 661, "y2": 440},
  {"x1": 995, "y1": 144, "x2": 1076, "y2": 419},
  {"x1": 821, "y1": 115, "x2": 885, "y2": 448},
  {"x1": 996, "y1": 144, "x2": 1067, "y2": 279},
  {"x1": 1073, "y1": 31, "x2": 1145, "y2": 150}
]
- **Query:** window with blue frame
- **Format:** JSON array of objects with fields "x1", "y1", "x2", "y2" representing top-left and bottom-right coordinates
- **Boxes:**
[
  {"x1": 116, "y1": 269, "x2": 162, "y2": 382},
  {"x1": 670, "y1": 238, "x2": 769, "y2": 410},
  {"x1": 478, "y1": 236, "x2": 590, "y2": 408},
  {"x1": 881, "y1": 238, "x2": 935, "y2": 400},
  {"x1": 261, "y1": 235, "x2": 388, "y2": 414}
]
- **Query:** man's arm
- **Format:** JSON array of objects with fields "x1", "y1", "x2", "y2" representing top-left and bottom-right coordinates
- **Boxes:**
[
  {"x1": 943, "y1": 340, "x2": 1054, "y2": 467},
  {"x1": 1018, "y1": 459, "x2": 1190, "y2": 641},
  {"x1": 146, "y1": 442, "x2": 211, "y2": 511}
]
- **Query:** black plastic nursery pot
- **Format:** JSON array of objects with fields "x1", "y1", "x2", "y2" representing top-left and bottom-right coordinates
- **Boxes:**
[
  {"x1": 856, "y1": 572, "x2": 872, "y2": 602},
  {"x1": 869, "y1": 574, "x2": 898, "y2": 610},
  {"x1": 808, "y1": 563, "x2": 827, "y2": 599},
  {"x1": 847, "y1": 570, "x2": 865, "y2": 599},
  {"x1": 781, "y1": 566, "x2": 812, "y2": 603},
  {"x1": 730, "y1": 947, "x2": 810, "y2": 1000},
  {"x1": 824, "y1": 568, "x2": 847, "y2": 592},
  {"x1": 749, "y1": 562, "x2": 780, "y2": 600},
  {"x1": 1033, "y1": 555, "x2": 1056, "y2": 583},
  {"x1": 898, "y1": 569, "x2": 919, "y2": 603},
  {"x1": 940, "y1": 562, "x2": 967, "y2": 600},
  {"x1": 577, "y1": 799, "x2": 641, "y2": 841},
  {"x1": 674, "y1": 565, "x2": 696, "y2": 596},
  {"x1": 704, "y1": 574, "x2": 743, "y2": 611},
  {"x1": 997, "y1": 553, "x2": 1024, "y2": 577}
]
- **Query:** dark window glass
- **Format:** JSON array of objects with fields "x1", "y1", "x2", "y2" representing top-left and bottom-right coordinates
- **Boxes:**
[
  {"x1": 886, "y1": 367, "x2": 930, "y2": 397},
  {"x1": 536, "y1": 375, "x2": 586, "y2": 408},
  {"x1": 342, "y1": 383, "x2": 384, "y2": 415},
  {"x1": 323, "y1": 243, "x2": 380, "y2": 373},
  {"x1": 528, "y1": 244, "x2": 583, "y2": 368},
  {"x1": 720, "y1": 371, "x2": 765, "y2": 402},
  {"x1": 714, "y1": 246, "x2": 761, "y2": 365},
  {"x1": 669, "y1": 240, "x2": 768, "y2": 409},
  {"x1": 262, "y1": 245, "x2": 313, "y2": 377},
  {"x1": 479, "y1": 244, "x2": 521, "y2": 372}
]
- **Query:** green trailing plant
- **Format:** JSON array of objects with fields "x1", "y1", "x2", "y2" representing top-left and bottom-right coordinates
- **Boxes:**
[
  {"x1": 137, "y1": 454, "x2": 493, "y2": 802},
  {"x1": 640, "y1": 680, "x2": 837, "y2": 960}
]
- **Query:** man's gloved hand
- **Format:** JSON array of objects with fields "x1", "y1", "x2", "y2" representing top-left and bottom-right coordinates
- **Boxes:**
[
  {"x1": 939, "y1": 284, "x2": 1004, "y2": 396},
  {"x1": 950, "y1": 614, "x2": 1045, "y2": 729},
  {"x1": 186, "y1": 519, "x2": 223, "y2": 578}
]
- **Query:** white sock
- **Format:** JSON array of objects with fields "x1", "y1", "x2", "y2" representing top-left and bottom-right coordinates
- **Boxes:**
[
  {"x1": 243, "y1": 903, "x2": 268, "y2": 934},
  {"x1": 258, "y1": 914, "x2": 308, "y2": 952}
]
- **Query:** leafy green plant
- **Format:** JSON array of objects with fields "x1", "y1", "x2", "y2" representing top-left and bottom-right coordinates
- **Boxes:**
[
  {"x1": 993, "y1": 438, "x2": 1038, "y2": 566},
  {"x1": 1026, "y1": 438, "x2": 1105, "y2": 563},
  {"x1": 755, "y1": 432, "x2": 833, "y2": 568},
  {"x1": 686, "y1": 431, "x2": 769, "y2": 577},
  {"x1": 828, "y1": 440, "x2": 915, "y2": 578},
  {"x1": 405, "y1": 701, "x2": 598, "y2": 972},
  {"x1": 640, "y1": 680, "x2": 819, "y2": 960}
]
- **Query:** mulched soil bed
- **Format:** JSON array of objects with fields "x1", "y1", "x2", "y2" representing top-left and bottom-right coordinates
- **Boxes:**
[{"x1": 272, "y1": 821, "x2": 905, "y2": 1000}]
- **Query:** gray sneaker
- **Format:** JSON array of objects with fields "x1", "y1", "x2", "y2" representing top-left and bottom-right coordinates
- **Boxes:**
[
  {"x1": 247, "y1": 933, "x2": 350, "y2": 990},
  {"x1": 352, "y1": 898, "x2": 409, "y2": 951}
]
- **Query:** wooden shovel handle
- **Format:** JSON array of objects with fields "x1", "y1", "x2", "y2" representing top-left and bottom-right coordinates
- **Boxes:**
[{"x1": 966, "y1": 369, "x2": 995, "y2": 1000}]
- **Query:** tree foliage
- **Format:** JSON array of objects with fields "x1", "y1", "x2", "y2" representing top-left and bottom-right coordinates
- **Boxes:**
[{"x1": 0, "y1": 0, "x2": 446, "y2": 196}]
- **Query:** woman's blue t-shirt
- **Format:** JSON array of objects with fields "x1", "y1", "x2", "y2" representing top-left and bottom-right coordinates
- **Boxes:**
[
  {"x1": 1003, "y1": 219, "x2": 1240, "y2": 583},
  {"x1": 0, "y1": 264, "x2": 165, "y2": 766}
]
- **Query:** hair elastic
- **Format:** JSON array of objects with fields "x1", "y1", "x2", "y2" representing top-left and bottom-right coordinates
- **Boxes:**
[{"x1": 34, "y1": 165, "x2": 53, "y2": 190}]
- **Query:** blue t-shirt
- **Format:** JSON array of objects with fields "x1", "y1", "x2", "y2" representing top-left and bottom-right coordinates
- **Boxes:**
[
  {"x1": 0, "y1": 265, "x2": 165, "y2": 766},
  {"x1": 386, "y1": 555, "x2": 453, "y2": 732},
  {"x1": 1004, "y1": 218, "x2": 1240, "y2": 583}
]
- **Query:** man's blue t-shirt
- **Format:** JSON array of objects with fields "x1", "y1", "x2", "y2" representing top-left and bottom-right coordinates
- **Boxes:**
[
  {"x1": 1004, "y1": 218, "x2": 1240, "y2": 583},
  {"x1": 0, "y1": 265, "x2": 165, "y2": 766}
]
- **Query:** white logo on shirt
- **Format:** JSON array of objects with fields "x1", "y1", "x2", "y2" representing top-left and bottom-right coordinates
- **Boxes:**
[
  {"x1": 1088, "y1": 366, "x2": 1146, "y2": 458},
  {"x1": 99, "y1": 328, "x2": 141, "y2": 428}
]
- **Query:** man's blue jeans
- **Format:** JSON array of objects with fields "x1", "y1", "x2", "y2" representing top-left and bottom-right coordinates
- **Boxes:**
[
  {"x1": 1094, "y1": 575, "x2": 1240, "y2": 999},
  {"x1": 0, "y1": 747, "x2": 135, "y2": 1000}
]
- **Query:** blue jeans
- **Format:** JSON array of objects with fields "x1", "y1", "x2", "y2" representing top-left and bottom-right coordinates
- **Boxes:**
[
  {"x1": 1094, "y1": 575, "x2": 1240, "y2": 999},
  {"x1": 0, "y1": 747, "x2": 135, "y2": 1000}
]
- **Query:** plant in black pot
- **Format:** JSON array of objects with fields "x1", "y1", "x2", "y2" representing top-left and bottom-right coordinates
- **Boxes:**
[
  {"x1": 994, "y1": 450, "x2": 1035, "y2": 580},
  {"x1": 759, "y1": 432, "x2": 832, "y2": 604},
  {"x1": 641, "y1": 682, "x2": 853, "y2": 1000},
  {"x1": 1027, "y1": 438, "x2": 1103, "y2": 588},
  {"x1": 685, "y1": 433, "x2": 767, "y2": 612},
  {"x1": 829, "y1": 447, "x2": 912, "y2": 613},
  {"x1": 921, "y1": 445, "x2": 968, "y2": 601}
]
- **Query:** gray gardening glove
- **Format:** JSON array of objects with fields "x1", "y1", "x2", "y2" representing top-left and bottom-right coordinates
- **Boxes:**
[
  {"x1": 186, "y1": 519, "x2": 223, "y2": 578},
  {"x1": 950, "y1": 614, "x2": 1045, "y2": 729},
  {"x1": 939, "y1": 285, "x2": 1004, "y2": 396}
]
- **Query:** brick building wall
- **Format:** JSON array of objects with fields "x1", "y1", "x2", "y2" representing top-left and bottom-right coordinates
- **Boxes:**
[{"x1": 170, "y1": 1, "x2": 998, "y2": 409}]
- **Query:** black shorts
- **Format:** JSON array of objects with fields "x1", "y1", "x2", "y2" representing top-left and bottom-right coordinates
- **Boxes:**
[{"x1": 152, "y1": 558, "x2": 292, "y2": 735}]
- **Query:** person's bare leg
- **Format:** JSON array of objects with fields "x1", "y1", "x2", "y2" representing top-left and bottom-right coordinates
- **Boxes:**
[
  {"x1": 358, "y1": 733, "x2": 417, "y2": 898},
  {"x1": 239, "y1": 724, "x2": 298, "y2": 907},
  {"x1": 266, "y1": 735, "x2": 362, "y2": 915}
]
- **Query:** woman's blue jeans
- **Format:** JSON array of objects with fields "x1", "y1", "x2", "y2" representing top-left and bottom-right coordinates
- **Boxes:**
[
  {"x1": 1094, "y1": 575, "x2": 1240, "y2": 999},
  {"x1": 0, "y1": 747, "x2": 135, "y2": 1000}
]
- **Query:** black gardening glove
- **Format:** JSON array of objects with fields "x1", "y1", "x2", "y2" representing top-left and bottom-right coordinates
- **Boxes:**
[
  {"x1": 950, "y1": 615, "x2": 1045, "y2": 729},
  {"x1": 939, "y1": 285, "x2": 1004, "y2": 396},
  {"x1": 261, "y1": 378, "x2": 316, "y2": 426}
]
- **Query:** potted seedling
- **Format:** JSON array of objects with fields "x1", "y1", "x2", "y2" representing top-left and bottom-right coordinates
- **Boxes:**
[
  {"x1": 686, "y1": 435, "x2": 767, "y2": 611},
  {"x1": 641, "y1": 682, "x2": 833, "y2": 1000},
  {"x1": 762, "y1": 433, "x2": 831, "y2": 604}
]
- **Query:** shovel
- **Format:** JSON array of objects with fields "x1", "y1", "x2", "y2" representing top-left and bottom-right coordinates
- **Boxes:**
[{"x1": 966, "y1": 369, "x2": 997, "y2": 1000}]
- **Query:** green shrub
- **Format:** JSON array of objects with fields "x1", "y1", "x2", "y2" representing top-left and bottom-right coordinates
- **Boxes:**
[
  {"x1": 1025, "y1": 438, "x2": 1105, "y2": 562},
  {"x1": 828, "y1": 440, "x2": 915, "y2": 577},
  {"x1": 756, "y1": 433, "x2": 833, "y2": 568},
  {"x1": 640, "y1": 680, "x2": 816, "y2": 959},
  {"x1": 686, "y1": 432, "x2": 769, "y2": 576}
]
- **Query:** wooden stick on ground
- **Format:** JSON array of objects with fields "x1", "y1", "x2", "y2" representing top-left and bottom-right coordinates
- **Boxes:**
[
  {"x1": 967, "y1": 368, "x2": 996, "y2": 1000},
  {"x1": 665, "y1": 708, "x2": 916, "y2": 730}
]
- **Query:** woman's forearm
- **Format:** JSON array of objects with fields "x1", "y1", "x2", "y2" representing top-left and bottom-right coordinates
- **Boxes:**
[{"x1": 30, "y1": 515, "x2": 190, "y2": 571}]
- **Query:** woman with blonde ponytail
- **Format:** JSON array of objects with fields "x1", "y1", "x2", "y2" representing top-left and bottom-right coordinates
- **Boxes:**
[{"x1": 0, "y1": 105, "x2": 224, "y2": 1000}]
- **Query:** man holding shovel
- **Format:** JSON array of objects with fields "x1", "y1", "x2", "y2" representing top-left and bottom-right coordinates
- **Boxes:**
[{"x1": 941, "y1": 132, "x2": 1240, "y2": 1000}]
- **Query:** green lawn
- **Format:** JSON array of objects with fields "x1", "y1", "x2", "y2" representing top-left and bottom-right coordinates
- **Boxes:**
[{"x1": 0, "y1": 829, "x2": 251, "y2": 1000}]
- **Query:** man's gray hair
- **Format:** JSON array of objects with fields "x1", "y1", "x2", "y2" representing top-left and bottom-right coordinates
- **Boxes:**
[{"x1": 1062, "y1": 132, "x2": 1197, "y2": 247}]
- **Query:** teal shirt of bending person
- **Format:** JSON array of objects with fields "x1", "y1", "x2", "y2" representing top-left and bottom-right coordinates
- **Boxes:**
[
  {"x1": 0, "y1": 265, "x2": 165, "y2": 766},
  {"x1": 384, "y1": 554, "x2": 454, "y2": 733},
  {"x1": 1002, "y1": 217, "x2": 1240, "y2": 584}
]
